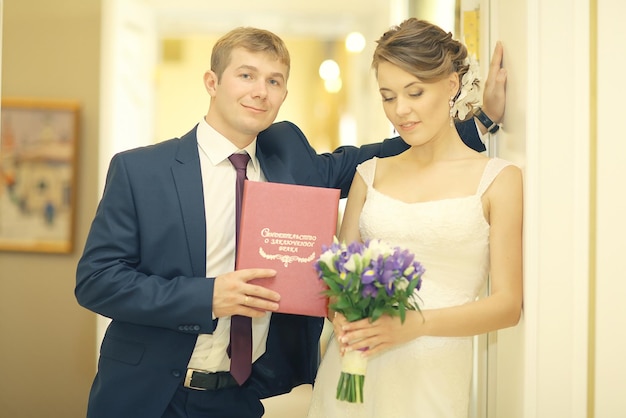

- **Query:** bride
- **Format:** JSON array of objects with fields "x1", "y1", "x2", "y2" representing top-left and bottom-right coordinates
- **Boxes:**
[{"x1": 307, "y1": 18, "x2": 523, "y2": 418}]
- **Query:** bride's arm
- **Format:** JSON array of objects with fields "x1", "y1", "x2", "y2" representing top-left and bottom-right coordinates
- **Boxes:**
[
  {"x1": 418, "y1": 164, "x2": 523, "y2": 337},
  {"x1": 340, "y1": 165, "x2": 523, "y2": 357},
  {"x1": 338, "y1": 171, "x2": 367, "y2": 244},
  {"x1": 328, "y1": 172, "x2": 367, "y2": 339}
]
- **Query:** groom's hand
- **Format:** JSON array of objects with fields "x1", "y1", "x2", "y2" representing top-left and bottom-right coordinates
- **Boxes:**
[
  {"x1": 213, "y1": 269, "x2": 279, "y2": 318},
  {"x1": 481, "y1": 41, "x2": 507, "y2": 126}
]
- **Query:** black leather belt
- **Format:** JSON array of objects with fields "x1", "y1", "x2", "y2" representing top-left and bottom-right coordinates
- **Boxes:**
[{"x1": 184, "y1": 369, "x2": 239, "y2": 391}]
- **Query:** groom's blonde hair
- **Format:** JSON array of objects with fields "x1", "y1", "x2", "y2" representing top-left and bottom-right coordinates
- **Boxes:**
[{"x1": 210, "y1": 27, "x2": 291, "y2": 81}]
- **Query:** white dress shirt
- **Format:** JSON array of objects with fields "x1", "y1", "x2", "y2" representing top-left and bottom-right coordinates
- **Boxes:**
[{"x1": 187, "y1": 118, "x2": 271, "y2": 372}]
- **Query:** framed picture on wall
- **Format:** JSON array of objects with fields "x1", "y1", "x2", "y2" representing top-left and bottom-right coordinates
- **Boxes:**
[{"x1": 0, "y1": 98, "x2": 80, "y2": 253}]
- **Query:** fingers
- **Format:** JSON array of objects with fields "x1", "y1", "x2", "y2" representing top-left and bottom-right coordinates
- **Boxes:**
[
  {"x1": 338, "y1": 316, "x2": 403, "y2": 357},
  {"x1": 241, "y1": 292, "x2": 279, "y2": 313},
  {"x1": 331, "y1": 312, "x2": 348, "y2": 341},
  {"x1": 337, "y1": 318, "x2": 379, "y2": 353},
  {"x1": 213, "y1": 269, "x2": 280, "y2": 318},
  {"x1": 339, "y1": 327, "x2": 384, "y2": 357},
  {"x1": 331, "y1": 311, "x2": 347, "y2": 327},
  {"x1": 481, "y1": 41, "x2": 507, "y2": 125},
  {"x1": 237, "y1": 268, "x2": 280, "y2": 301},
  {"x1": 237, "y1": 268, "x2": 278, "y2": 284},
  {"x1": 340, "y1": 316, "x2": 372, "y2": 332},
  {"x1": 229, "y1": 268, "x2": 280, "y2": 298},
  {"x1": 491, "y1": 42, "x2": 507, "y2": 87},
  {"x1": 489, "y1": 41, "x2": 504, "y2": 72},
  {"x1": 485, "y1": 42, "x2": 505, "y2": 90},
  {"x1": 488, "y1": 43, "x2": 506, "y2": 90}
]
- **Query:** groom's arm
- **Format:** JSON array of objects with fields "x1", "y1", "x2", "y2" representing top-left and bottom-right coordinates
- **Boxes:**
[
  {"x1": 258, "y1": 116, "x2": 490, "y2": 198},
  {"x1": 456, "y1": 119, "x2": 486, "y2": 152}
]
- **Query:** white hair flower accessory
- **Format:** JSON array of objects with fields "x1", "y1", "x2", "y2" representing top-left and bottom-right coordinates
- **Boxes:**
[{"x1": 450, "y1": 56, "x2": 481, "y2": 120}]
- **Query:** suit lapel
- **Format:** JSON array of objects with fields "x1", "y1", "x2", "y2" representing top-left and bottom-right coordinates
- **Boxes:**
[{"x1": 171, "y1": 127, "x2": 206, "y2": 277}]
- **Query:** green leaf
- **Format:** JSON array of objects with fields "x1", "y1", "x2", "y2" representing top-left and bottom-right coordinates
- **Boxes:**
[
  {"x1": 345, "y1": 310, "x2": 364, "y2": 322},
  {"x1": 324, "y1": 280, "x2": 342, "y2": 293},
  {"x1": 356, "y1": 297, "x2": 371, "y2": 310},
  {"x1": 406, "y1": 278, "x2": 420, "y2": 294},
  {"x1": 371, "y1": 306, "x2": 384, "y2": 322},
  {"x1": 399, "y1": 304, "x2": 406, "y2": 323},
  {"x1": 335, "y1": 297, "x2": 353, "y2": 310}
]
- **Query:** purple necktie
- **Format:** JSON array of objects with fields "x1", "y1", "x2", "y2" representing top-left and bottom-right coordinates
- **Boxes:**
[{"x1": 228, "y1": 153, "x2": 252, "y2": 385}]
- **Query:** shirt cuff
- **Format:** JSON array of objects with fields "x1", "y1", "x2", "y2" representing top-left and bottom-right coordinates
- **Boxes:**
[{"x1": 475, "y1": 119, "x2": 489, "y2": 148}]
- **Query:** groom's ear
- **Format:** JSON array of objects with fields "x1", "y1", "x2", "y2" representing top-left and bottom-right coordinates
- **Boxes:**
[{"x1": 204, "y1": 70, "x2": 219, "y2": 97}]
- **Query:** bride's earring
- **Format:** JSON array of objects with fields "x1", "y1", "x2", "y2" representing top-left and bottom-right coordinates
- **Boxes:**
[{"x1": 449, "y1": 97, "x2": 455, "y2": 126}]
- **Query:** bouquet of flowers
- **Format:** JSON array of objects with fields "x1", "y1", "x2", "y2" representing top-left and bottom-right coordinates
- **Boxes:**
[{"x1": 315, "y1": 237, "x2": 425, "y2": 403}]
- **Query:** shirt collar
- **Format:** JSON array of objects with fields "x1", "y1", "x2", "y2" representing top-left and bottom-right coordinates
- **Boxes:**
[{"x1": 196, "y1": 117, "x2": 260, "y2": 170}]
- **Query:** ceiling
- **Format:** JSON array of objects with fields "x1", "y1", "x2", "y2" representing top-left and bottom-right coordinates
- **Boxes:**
[{"x1": 148, "y1": 0, "x2": 394, "y2": 39}]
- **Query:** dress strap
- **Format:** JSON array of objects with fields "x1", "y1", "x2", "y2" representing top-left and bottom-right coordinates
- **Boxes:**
[
  {"x1": 476, "y1": 158, "x2": 514, "y2": 197},
  {"x1": 356, "y1": 157, "x2": 378, "y2": 187}
]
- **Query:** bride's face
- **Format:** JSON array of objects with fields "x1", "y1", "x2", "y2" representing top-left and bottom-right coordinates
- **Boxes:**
[{"x1": 376, "y1": 61, "x2": 457, "y2": 147}]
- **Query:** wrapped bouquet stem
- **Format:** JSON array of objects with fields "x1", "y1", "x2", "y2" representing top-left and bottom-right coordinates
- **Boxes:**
[
  {"x1": 316, "y1": 238, "x2": 425, "y2": 403},
  {"x1": 337, "y1": 349, "x2": 368, "y2": 403}
]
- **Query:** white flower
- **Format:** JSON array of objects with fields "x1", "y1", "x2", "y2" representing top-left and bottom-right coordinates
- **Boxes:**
[
  {"x1": 319, "y1": 250, "x2": 337, "y2": 272},
  {"x1": 366, "y1": 238, "x2": 393, "y2": 258},
  {"x1": 450, "y1": 56, "x2": 481, "y2": 120},
  {"x1": 344, "y1": 253, "x2": 360, "y2": 273},
  {"x1": 396, "y1": 277, "x2": 410, "y2": 291}
]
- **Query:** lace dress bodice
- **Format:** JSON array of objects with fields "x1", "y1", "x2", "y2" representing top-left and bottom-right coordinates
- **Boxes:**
[{"x1": 358, "y1": 157, "x2": 503, "y2": 311}]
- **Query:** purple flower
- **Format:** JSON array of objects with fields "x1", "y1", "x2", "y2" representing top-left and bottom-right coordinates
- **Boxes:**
[
  {"x1": 333, "y1": 249, "x2": 351, "y2": 273},
  {"x1": 347, "y1": 241, "x2": 363, "y2": 255},
  {"x1": 361, "y1": 283, "x2": 378, "y2": 298},
  {"x1": 397, "y1": 249, "x2": 415, "y2": 271},
  {"x1": 361, "y1": 267, "x2": 376, "y2": 284}
]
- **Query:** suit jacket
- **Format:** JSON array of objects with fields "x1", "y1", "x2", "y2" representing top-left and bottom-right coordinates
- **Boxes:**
[{"x1": 75, "y1": 120, "x2": 482, "y2": 417}]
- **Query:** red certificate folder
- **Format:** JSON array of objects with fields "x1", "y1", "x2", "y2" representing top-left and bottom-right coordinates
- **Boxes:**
[{"x1": 235, "y1": 180, "x2": 340, "y2": 317}]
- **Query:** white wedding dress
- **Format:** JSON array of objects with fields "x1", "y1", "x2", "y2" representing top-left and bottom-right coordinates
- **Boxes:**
[{"x1": 307, "y1": 157, "x2": 513, "y2": 418}]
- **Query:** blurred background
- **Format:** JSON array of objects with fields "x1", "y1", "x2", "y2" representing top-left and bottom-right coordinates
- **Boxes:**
[{"x1": 6, "y1": 0, "x2": 626, "y2": 417}]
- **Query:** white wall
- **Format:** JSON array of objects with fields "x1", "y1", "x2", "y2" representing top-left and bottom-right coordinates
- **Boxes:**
[
  {"x1": 524, "y1": 0, "x2": 591, "y2": 416},
  {"x1": 595, "y1": 1, "x2": 626, "y2": 415},
  {"x1": 494, "y1": 0, "x2": 626, "y2": 416}
]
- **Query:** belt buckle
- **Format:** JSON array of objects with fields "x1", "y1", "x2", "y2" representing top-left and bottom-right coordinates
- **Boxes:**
[{"x1": 184, "y1": 368, "x2": 206, "y2": 391}]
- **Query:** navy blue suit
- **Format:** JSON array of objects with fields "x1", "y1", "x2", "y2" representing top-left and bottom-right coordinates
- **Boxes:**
[{"x1": 75, "y1": 120, "x2": 482, "y2": 417}]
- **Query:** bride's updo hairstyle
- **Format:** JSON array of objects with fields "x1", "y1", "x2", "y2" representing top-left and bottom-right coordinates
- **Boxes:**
[{"x1": 372, "y1": 17, "x2": 469, "y2": 86}]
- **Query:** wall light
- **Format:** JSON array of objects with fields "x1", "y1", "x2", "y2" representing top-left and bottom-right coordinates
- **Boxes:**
[
  {"x1": 319, "y1": 58, "x2": 342, "y2": 93},
  {"x1": 345, "y1": 32, "x2": 366, "y2": 53},
  {"x1": 324, "y1": 78, "x2": 343, "y2": 94},
  {"x1": 318, "y1": 59, "x2": 340, "y2": 81}
]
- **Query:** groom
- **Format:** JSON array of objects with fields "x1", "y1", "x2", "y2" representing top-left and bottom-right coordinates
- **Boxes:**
[{"x1": 76, "y1": 26, "x2": 505, "y2": 418}]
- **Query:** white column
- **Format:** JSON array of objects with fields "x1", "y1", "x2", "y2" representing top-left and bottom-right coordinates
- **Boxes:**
[
  {"x1": 97, "y1": 0, "x2": 158, "y2": 353},
  {"x1": 522, "y1": 0, "x2": 591, "y2": 416},
  {"x1": 594, "y1": 1, "x2": 626, "y2": 415}
]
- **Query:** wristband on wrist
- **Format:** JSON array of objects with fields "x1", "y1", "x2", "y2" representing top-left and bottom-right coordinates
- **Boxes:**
[{"x1": 474, "y1": 107, "x2": 500, "y2": 134}]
